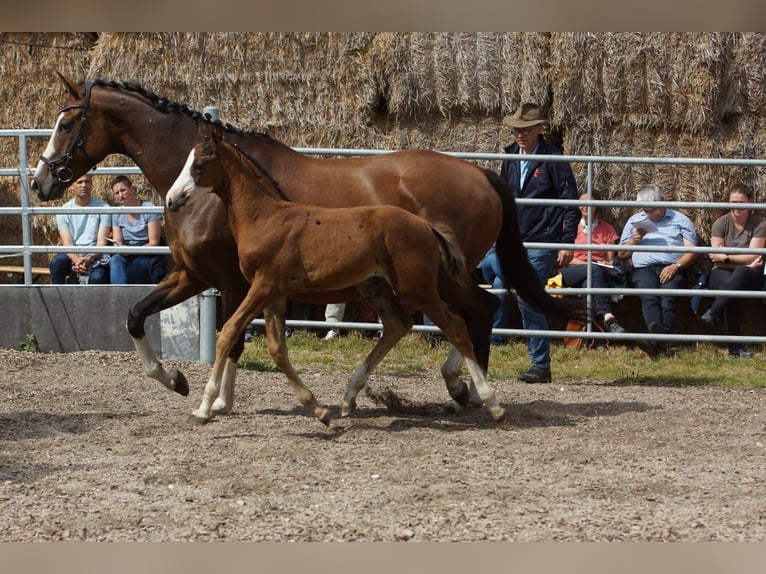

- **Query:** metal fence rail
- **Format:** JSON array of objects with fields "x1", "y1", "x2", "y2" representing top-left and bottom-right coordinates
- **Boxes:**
[{"x1": 3, "y1": 128, "x2": 766, "y2": 350}]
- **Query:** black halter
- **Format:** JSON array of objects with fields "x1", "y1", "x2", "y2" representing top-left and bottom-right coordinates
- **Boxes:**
[{"x1": 39, "y1": 81, "x2": 97, "y2": 186}]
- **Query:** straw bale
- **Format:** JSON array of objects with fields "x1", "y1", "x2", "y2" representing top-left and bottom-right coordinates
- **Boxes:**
[
  {"x1": 3, "y1": 32, "x2": 766, "y2": 258},
  {"x1": 88, "y1": 32, "x2": 379, "y2": 148},
  {"x1": 0, "y1": 33, "x2": 97, "y2": 258},
  {"x1": 550, "y1": 33, "x2": 731, "y2": 133}
]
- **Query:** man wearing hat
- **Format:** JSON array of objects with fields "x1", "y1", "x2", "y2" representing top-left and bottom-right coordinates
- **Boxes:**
[{"x1": 499, "y1": 102, "x2": 579, "y2": 384}]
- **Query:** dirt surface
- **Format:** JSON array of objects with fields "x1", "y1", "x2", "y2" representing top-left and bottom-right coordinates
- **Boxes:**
[{"x1": 1, "y1": 347, "x2": 765, "y2": 541}]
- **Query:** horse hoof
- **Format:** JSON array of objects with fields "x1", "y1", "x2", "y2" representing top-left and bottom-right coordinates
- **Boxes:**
[
  {"x1": 491, "y1": 407, "x2": 507, "y2": 425},
  {"x1": 340, "y1": 400, "x2": 356, "y2": 418},
  {"x1": 443, "y1": 400, "x2": 464, "y2": 415},
  {"x1": 187, "y1": 414, "x2": 210, "y2": 426},
  {"x1": 449, "y1": 384, "x2": 471, "y2": 408},
  {"x1": 211, "y1": 399, "x2": 232, "y2": 416},
  {"x1": 170, "y1": 369, "x2": 189, "y2": 397},
  {"x1": 317, "y1": 407, "x2": 332, "y2": 426}
]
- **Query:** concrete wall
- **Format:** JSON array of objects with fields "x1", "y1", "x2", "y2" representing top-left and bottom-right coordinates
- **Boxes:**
[{"x1": 0, "y1": 285, "x2": 199, "y2": 360}]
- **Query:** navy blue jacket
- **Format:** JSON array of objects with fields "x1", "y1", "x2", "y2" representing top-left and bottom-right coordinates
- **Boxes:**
[{"x1": 500, "y1": 136, "x2": 579, "y2": 245}]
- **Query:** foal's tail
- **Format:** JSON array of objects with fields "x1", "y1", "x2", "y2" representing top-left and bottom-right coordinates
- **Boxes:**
[
  {"x1": 483, "y1": 170, "x2": 581, "y2": 318},
  {"x1": 431, "y1": 223, "x2": 470, "y2": 288}
]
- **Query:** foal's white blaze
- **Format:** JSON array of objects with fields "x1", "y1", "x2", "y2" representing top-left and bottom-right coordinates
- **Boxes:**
[
  {"x1": 34, "y1": 114, "x2": 65, "y2": 180},
  {"x1": 166, "y1": 148, "x2": 212, "y2": 208}
]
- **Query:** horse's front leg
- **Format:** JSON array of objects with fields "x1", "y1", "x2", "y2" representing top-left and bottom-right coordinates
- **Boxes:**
[
  {"x1": 342, "y1": 280, "x2": 412, "y2": 416},
  {"x1": 210, "y1": 277, "x2": 252, "y2": 415},
  {"x1": 262, "y1": 298, "x2": 331, "y2": 425},
  {"x1": 438, "y1": 280, "x2": 498, "y2": 410},
  {"x1": 189, "y1": 296, "x2": 262, "y2": 425},
  {"x1": 127, "y1": 268, "x2": 207, "y2": 397},
  {"x1": 418, "y1": 299, "x2": 505, "y2": 423}
]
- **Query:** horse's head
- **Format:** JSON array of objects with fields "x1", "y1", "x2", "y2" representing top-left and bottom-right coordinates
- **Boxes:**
[
  {"x1": 166, "y1": 124, "x2": 224, "y2": 212},
  {"x1": 32, "y1": 73, "x2": 103, "y2": 202}
]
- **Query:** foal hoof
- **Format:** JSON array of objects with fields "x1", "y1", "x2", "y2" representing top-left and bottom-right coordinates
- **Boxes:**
[
  {"x1": 211, "y1": 398, "x2": 233, "y2": 416},
  {"x1": 169, "y1": 369, "x2": 189, "y2": 397},
  {"x1": 187, "y1": 414, "x2": 210, "y2": 426}
]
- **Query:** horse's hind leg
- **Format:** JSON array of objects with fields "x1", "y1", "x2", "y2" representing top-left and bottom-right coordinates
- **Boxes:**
[
  {"x1": 261, "y1": 297, "x2": 331, "y2": 426},
  {"x1": 127, "y1": 268, "x2": 208, "y2": 397},
  {"x1": 438, "y1": 279, "x2": 499, "y2": 409},
  {"x1": 341, "y1": 279, "x2": 412, "y2": 417},
  {"x1": 416, "y1": 298, "x2": 505, "y2": 423}
]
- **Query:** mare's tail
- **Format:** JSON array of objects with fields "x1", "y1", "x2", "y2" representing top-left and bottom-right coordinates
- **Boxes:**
[
  {"x1": 431, "y1": 223, "x2": 470, "y2": 288},
  {"x1": 483, "y1": 170, "x2": 581, "y2": 318}
]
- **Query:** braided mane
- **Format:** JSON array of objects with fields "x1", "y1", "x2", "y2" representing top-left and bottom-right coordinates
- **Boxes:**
[{"x1": 90, "y1": 78, "x2": 271, "y2": 141}]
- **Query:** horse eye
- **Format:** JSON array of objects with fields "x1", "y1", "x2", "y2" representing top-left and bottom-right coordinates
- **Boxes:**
[
  {"x1": 191, "y1": 162, "x2": 204, "y2": 175},
  {"x1": 58, "y1": 121, "x2": 72, "y2": 133}
]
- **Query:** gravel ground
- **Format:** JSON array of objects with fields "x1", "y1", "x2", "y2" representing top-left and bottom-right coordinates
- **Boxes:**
[{"x1": 1, "y1": 347, "x2": 765, "y2": 541}]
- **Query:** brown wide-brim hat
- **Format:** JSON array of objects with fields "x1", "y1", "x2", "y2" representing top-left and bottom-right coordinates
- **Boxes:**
[{"x1": 503, "y1": 103, "x2": 546, "y2": 128}]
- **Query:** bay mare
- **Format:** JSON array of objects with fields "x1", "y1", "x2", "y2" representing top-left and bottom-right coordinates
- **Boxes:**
[
  {"x1": 166, "y1": 126, "x2": 506, "y2": 424},
  {"x1": 31, "y1": 75, "x2": 577, "y2": 416}
]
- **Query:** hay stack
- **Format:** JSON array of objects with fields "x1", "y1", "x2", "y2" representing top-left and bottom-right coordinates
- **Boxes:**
[
  {"x1": 2, "y1": 32, "x2": 766, "y2": 259},
  {"x1": 0, "y1": 33, "x2": 96, "y2": 269}
]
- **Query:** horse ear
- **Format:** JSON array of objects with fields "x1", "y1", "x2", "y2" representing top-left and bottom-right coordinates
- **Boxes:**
[
  {"x1": 211, "y1": 123, "x2": 224, "y2": 143},
  {"x1": 56, "y1": 71, "x2": 81, "y2": 99},
  {"x1": 198, "y1": 120, "x2": 212, "y2": 142}
]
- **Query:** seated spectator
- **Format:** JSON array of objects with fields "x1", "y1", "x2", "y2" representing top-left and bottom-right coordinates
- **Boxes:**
[
  {"x1": 109, "y1": 175, "x2": 168, "y2": 284},
  {"x1": 49, "y1": 174, "x2": 111, "y2": 284},
  {"x1": 561, "y1": 191, "x2": 626, "y2": 334},
  {"x1": 700, "y1": 183, "x2": 766, "y2": 358},
  {"x1": 618, "y1": 184, "x2": 698, "y2": 356}
]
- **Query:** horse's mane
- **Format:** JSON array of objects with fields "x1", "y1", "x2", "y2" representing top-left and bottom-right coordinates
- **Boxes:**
[
  {"x1": 224, "y1": 140, "x2": 290, "y2": 202},
  {"x1": 89, "y1": 78, "x2": 272, "y2": 142},
  {"x1": 86, "y1": 78, "x2": 288, "y2": 199}
]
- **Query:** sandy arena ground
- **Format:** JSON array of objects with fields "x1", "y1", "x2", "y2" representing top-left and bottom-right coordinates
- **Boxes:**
[{"x1": 1, "y1": 347, "x2": 764, "y2": 541}]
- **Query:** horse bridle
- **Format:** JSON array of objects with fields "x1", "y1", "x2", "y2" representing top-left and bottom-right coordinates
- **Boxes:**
[{"x1": 39, "y1": 81, "x2": 97, "y2": 186}]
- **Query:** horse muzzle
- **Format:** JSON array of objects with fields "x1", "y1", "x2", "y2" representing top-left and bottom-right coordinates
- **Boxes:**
[
  {"x1": 31, "y1": 176, "x2": 66, "y2": 202},
  {"x1": 167, "y1": 190, "x2": 190, "y2": 212}
]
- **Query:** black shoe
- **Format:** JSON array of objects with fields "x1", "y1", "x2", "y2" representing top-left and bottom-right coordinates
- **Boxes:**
[
  {"x1": 700, "y1": 308, "x2": 719, "y2": 326},
  {"x1": 649, "y1": 322, "x2": 670, "y2": 354},
  {"x1": 728, "y1": 344, "x2": 753, "y2": 358},
  {"x1": 635, "y1": 339, "x2": 660, "y2": 357},
  {"x1": 604, "y1": 318, "x2": 625, "y2": 334},
  {"x1": 518, "y1": 366, "x2": 552, "y2": 384}
]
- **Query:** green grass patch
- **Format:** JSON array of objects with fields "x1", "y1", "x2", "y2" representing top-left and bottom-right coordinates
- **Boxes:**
[{"x1": 238, "y1": 330, "x2": 766, "y2": 388}]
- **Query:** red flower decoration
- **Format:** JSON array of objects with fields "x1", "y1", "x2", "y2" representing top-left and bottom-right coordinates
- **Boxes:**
[{"x1": 534, "y1": 168, "x2": 540, "y2": 178}]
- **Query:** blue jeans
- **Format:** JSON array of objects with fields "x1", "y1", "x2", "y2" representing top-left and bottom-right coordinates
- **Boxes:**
[
  {"x1": 517, "y1": 249, "x2": 556, "y2": 369},
  {"x1": 49, "y1": 253, "x2": 109, "y2": 284},
  {"x1": 631, "y1": 264, "x2": 686, "y2": 331},
  {"x1": 479, "y1": 247, "x2": 510, "y2": 343},
  {"x1": 109, "y1": 254, "x2": 167, "y2": 284},
  {"x1": 561, "y1": 263, "x2": 613, "y2": 318}
]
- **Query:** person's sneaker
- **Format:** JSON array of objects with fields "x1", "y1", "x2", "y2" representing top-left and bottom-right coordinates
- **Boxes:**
[
  {"x1": 518, "y1": 366, "x2": 552, "y2": 384},
  {"x1": 700, "y1": 307, "x2": 719, "y2": 326},
  {"x1": 728, "y1": 344, "x2": 753, "y2": 358},
  {"x1": 604, "y1": 318, "x2": 626, "y2": 334},
  {"x1": 323, "y1": 329, "x2": 340, "y2": 340}
]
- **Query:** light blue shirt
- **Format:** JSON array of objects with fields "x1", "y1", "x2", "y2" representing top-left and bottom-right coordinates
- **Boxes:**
[
  {"x1": 113, "y1": 200, "x2": 162, "y2": 246},
  {"x1": 619, "y1": 208, "x2": 698, "y2": 268},
  {"x1": 55, "y1": 197, "x2": 112, "y2": 257},
  {"x1": 519, "y1": 143, "x2": 541, "y2": 188}
]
